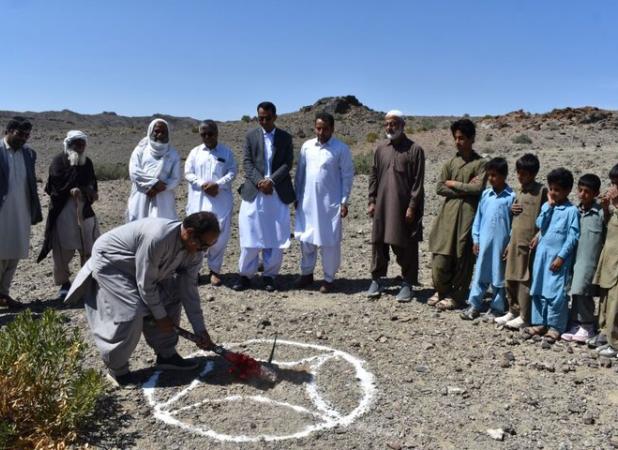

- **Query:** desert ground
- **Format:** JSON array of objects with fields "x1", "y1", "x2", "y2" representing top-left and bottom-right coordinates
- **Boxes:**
[{"x1": 2, "y1": 97, "x2": 618, "y2": 449}]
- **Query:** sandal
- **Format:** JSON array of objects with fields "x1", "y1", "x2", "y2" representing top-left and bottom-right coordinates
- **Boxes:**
[
  {"x1": 427, "y1": 292, "x2": 441, "y2": 307},
  {"x1": 524, "y1": 325, "x2": 547, "y2": 336},
  {"x1": 436, "y1": 297, "x2": 460, "y2": 311},
  {"x1": 544, "y1": 328, "x2": 561, "y2": 342},
  {"x1": 0, "y1": 294, "x2": 25, "y2": 310}
]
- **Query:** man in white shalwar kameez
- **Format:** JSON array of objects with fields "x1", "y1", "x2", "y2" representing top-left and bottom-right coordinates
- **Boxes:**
[
  {"x1": 294, "y1": 112, "x2": 354, "y2": 293},
  {"x1": 233, "y1": 102, "x2": 296, "y2": 292},
  {"x1": 0, "y1": 117, "x2": 42, "y2": 309},
  {"x1": 185, "y1": 120, "x2": 237, "y2": 286},
  {"x1": 127, "y1": 118, "x2": 181, "y2": 222}
]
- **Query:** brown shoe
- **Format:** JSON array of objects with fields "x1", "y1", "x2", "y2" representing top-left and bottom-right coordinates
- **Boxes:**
[
  {"x1": 210, "y1": 271, "x2": 222, "y2": 287},
  {"x1": 294, "y1": 274, "x2": 314, "y2": 289},
  {"x1": 524, "y1": 325, "x2": 547, "y2": 336},
  {"x1": 435, "y1": 297, "x2": 460, "y2": 311},
  {"x1": 427, "y1": 292, "x2": 441, "y2": 306},
  {"x1": 320, "y1": 281, "x2": 334, "y2": 294}
]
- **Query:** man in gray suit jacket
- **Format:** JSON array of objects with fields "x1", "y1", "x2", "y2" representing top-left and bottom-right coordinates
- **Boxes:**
[
  {"x1": 0, "y1": 117, "x2": 42, "y2": 309},
  {"x1": 234, "y1": 102, "x2": 295, "y2": 292}
]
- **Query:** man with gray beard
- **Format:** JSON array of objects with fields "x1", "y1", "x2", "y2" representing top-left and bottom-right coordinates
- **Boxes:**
[{"x1": 38, "y1": 130, "x2": 100, "y2": 300}]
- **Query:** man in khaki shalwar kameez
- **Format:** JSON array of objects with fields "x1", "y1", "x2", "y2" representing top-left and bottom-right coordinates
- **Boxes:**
[
  {"x1": 367, "y1": 110, "x2": 425, "y2": 302},
  {"x1": 428, "y1": 119, "x2": 485, "y2": 310}
]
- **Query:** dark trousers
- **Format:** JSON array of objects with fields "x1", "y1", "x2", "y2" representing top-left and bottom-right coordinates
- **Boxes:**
[
  {"x1": 371, "y1": 240, "x2": 419, "y2": 285},
  {"x1": 569, "y1": 294, "x2": 595, "y2": 325}
]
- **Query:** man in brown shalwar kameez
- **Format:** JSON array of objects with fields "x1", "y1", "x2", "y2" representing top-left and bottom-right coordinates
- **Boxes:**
[
  {"x1": 367, "y1": 110, "x2": 425, "y2": 302},
  {"x1": 428, "y1": 119, "x2": 485, "y2": 310}
]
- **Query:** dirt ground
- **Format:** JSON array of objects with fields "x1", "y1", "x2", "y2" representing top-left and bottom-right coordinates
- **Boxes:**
[{"x1": 4, "y1": 145, "x2": 618, "y2": 449}]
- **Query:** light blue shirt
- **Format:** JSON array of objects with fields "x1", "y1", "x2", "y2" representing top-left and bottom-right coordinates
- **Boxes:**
[
  {"x1": 262, "y1": 128, "x2": 275, "y2": 178},
  {"x1": 531, "y1": 201, "x2": 580, "y2": 297},
  {"x1": 470, "y1": 185, "x2": 515, "y2": 287}
]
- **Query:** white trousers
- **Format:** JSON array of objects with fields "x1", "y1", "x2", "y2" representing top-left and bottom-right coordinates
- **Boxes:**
[
  {"x1": 300, "y1": 242, "x2": 341, "y2": 282},
  {"x1": 239, "y1": 247, "x2": 283, "y2": 278},
  {"x1": 203, "y1": 214, "x2": 231, "y2": 274}
]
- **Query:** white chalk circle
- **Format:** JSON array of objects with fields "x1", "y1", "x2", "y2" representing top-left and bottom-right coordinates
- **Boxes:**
[{"x1": 142, "y1": 339, "x2": 376, "y2": 442}]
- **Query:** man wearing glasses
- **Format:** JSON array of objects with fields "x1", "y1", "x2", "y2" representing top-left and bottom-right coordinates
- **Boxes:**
[
  {"x1": 0, "y1": 117, "x2": 43, "y2": 309},
  {"x1": 185, "y1": 120, "x2": 237, "y2": 287},
  {"x1": 234, "y1": 101, "x2": 295, "y2": 292},
  {"x1": 64, "y1": 212, "x2": 220, "y2": 387}
]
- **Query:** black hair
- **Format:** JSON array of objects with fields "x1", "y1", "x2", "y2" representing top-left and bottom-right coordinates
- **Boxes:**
[
  {"x1": 315, "y1": 111, "x2": 335, "y2": 128},
  {"x1": 199, "y1": 120, "x2": 218, "y2": 131},
  {"x1": 578, "y1": 174, "x2": 601, "y2": 193},
  {"x1": 5, "y1": 116, "x2": 32, "y2": 134},
  {"x1": 257, "y1": 101, "x2": 277, "y2": 115},
  {"x1": 547, "y1": 167, "x2": 574, "y2": 191},
  {"x1": 183, "y1": 211, "x2": 220, "y2": 235},
  {"x1": 485, "y1": 157, "x2": 508, "y2": 177},
  {"x1": 609, "y1": 164, "x2": 618, "y2": 180},
  {"x1": 515, "y1": 153, "x2": 540, "y2": 175},
  {"x1": 450, "y1": 118, "x2": 476, "y2": 140}
]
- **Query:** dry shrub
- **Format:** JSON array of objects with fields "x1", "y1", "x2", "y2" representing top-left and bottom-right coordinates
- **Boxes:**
[
  {"x1": 0, "y1": 310, "x2": 105, "y2": 449},
  {"x1": 95, "y1": 163, "x2": 129, "y2": 181},
  {"x1": 354, "y1": 151, "x2": 374, "y2": 175}
]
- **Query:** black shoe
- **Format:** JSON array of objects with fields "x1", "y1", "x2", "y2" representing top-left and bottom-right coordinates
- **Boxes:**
[
  {"x1": 460, "y1": 306, "x2": 480, "y2": 320},
  {"x1": 156, "y1": 353, "x2": 199, "y2": 371},
  {"x1": 106, "y1": 371, "x2": 142, "y2": 388},
  {"x1": 294, "y1": 274, "x2": 314, "y2": 289},
  {"x1": 232, "y1": 276, "x2": 251, "y2": 291},
  {"x1": 263, "y1": 276, "x2": 277, "y2": 292},
  {"x1": 57, "y1": 282, "x2": 72, "y2": 300}
]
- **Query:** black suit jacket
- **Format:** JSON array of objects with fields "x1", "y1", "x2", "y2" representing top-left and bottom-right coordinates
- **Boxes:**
[{"x1": 239, "y1": 127, "x2": 295, "y2": 204}]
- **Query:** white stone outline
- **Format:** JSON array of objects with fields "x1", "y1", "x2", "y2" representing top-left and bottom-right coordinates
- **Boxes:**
[{"x1": 142, "y1": 339, "x2": 376, "y2": 442}]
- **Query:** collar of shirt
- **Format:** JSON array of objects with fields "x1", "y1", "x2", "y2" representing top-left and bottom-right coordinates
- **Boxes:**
[
  {"x1": 520, "y1": 181, "x2": 539, "y2": 193},
  {"x1": 488, "y1": 185, "x2": 513, "y2": 197},
  {"x1": 554, "y1": 201, "x2": 572, "y2": 210},
  {"x1": 202, "y1": 143, "x2": 218, "y2": 153},
  {"x1": 314, "y1": 137, "x2": 333, "y2": 148},
  {"x1": 3, "y1": 137, "x2": 15, "y2": 151},
  {"x1": 579, "y1": 202, "x2": 601, "y2": 216},
  {"x1": 261, "y1": 128, "x2": 275, "y2": 140}
]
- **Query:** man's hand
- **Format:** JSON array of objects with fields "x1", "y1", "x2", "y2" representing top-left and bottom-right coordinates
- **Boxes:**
[
  {"x1": 196, "y1": 330, "x2": 215, "y2": 351},
  {"x1": 511, "y1": 202, "x2": 523, "y2": 216},
  {"x1": 473, "y1": 243, "x2": 480, "y2": 255},
  {"x1": 405, "y1": 207, "x2": 415, "y2": 224},
  {"x1": 155, "y1": 316, "x2": 175, "y2": 334},
  {"x1": 341, "y1": 204, "x2": 349, "y2": 218},
  {"x1": 367, "y1": 203, "x2": 376, "y2": 218},
  {"x1": 550, "y1": 256, "x2": 564, "y2": 272},
  {"x1": 469, "y1": 176, "x2": 481, "y2": 184},
  {"x1": 529, "y1": 235, "x2": 539, "y2": 250},
  {"x1": 203, "y1": 182, "x2": 219, "y2": 197},
  {"x1": 445, "y1": 180, "x2": 457, "y2": 189},
  {"x1": 70, "y1": 187, "x2": 81, "y2": 200},
  {"x1": 258, "y1": 179, "x2": 274, "y2": 195},
  {"x1": 148, "y1": 181, "x2": 167, "y2": 198}
]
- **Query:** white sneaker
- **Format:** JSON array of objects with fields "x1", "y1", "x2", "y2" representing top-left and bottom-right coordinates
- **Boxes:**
[
  {"x1": 505, "y1": 316, "x2": 526, "y2": 329},
  {"x1": 495, "y1": 311, "x2": 515, "y2": 325},
  {"x1": 561, "y1": 325, "x2": 580, "y2": 342}
]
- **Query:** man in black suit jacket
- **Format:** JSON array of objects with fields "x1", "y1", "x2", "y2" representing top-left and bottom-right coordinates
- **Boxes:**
[{"x1": 234, "y1": 102, "x2": 295, "y2": 292}]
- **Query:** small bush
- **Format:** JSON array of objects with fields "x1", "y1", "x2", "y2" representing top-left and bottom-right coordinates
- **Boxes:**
[
  {"x1": 512, "y1": 134, "x2": 533, "y2": 145},
  {"x1": 241, "y1": 115, "x2": 251, "y2": 123},
  {"x1": 354, "y1": 151, "x2": 374, "y2": 175},
  {"x1": 191, "y1": 125, "x2": 199, "y2": 133},
  {"x1": 366, "y1": 132, "x2": 379, "y2": 143},
  {"x1": 96, "y1": 163, "x2": 129, "y2": 181},
  {"x1": 341, "y1": 136, "x2": 357, "y2": 147},
  {"x1": 405, "y1": 126, "x2": 414, "y2": 135},
  {"x1": 0, "y1": 310, "x2": 106, "y2": 449}
]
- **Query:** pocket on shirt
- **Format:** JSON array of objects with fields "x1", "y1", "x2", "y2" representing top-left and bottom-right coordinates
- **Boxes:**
[{"x1": 393, "y1": 154, "x2": 408, "y2": 173}]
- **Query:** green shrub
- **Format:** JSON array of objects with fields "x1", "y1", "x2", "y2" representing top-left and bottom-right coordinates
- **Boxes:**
[
  {"x1": 191, "y1": 125, "x2": 199, "y2": 133},
  {"x1": 354, "y1": 151, "x2": 374, "y2": 175},
  {"x1": 96, "y1": 163, "x2": 129, "y2": 181},
  {"x1": 341, "y1": 136, "x2": 357, "y2": 147},
  {"x1": 405, "y1": 126, "x2": 414, "y2": 135},
  {"x1": 0, "y1": 310, "x2": 106, "y2": 449},
  {"x1": 366, "y1": 132, "x2": 379, "y2": 143},
  {"x1": 241, "y1": 115, "x2": 251, "y2": 123},
  {"x1": 512, "y1": 134, "x2": 533, "y2": 145}
]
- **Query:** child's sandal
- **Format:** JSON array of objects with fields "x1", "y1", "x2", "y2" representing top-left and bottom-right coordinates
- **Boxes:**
[
  {"x1": 545, "y1": 328, "x2": 561, "y2": 341},
  {"x1": 524, "y1": 325, "x2": 546, "y2": 336}
]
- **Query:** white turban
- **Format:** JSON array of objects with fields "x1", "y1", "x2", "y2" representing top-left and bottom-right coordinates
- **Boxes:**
[
  {"x1": 385, "y1": 110, "x2": 405, "y2": 121},
  {"x1": 63, "y1": 130, "x2": 88, "y2": 152},
  {"x1": 146, "y1": 118, "x2": 170, "y2": 159}
]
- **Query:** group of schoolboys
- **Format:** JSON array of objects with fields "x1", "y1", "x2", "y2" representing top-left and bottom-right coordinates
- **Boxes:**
[{"x1": 428, "y1": 119, "x2": 618, "y2": 358}]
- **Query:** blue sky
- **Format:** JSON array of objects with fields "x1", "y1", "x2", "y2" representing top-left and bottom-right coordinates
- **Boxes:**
[{"x1": 3, "y1": 0, "x2": 617, "y2": 120}]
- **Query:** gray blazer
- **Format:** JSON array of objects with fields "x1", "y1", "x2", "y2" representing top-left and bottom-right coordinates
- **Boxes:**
[
  {"x1": 0, "y1": 140, "x2": 42, "y2": 224},
  {"x1": 239, "y1": 127, "x2": 295, "y2": 204}
]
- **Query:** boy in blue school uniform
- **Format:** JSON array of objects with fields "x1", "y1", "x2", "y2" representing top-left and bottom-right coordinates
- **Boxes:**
[
  {"x1": 562, "y1": 174, "x2": 605, "y2": 343},
  {"x1": 461, "y1": 157, "x2": 515, "y2": 320},
  {"x1": 526, "y1": 168, "x2": 580, "y2": 341}
]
